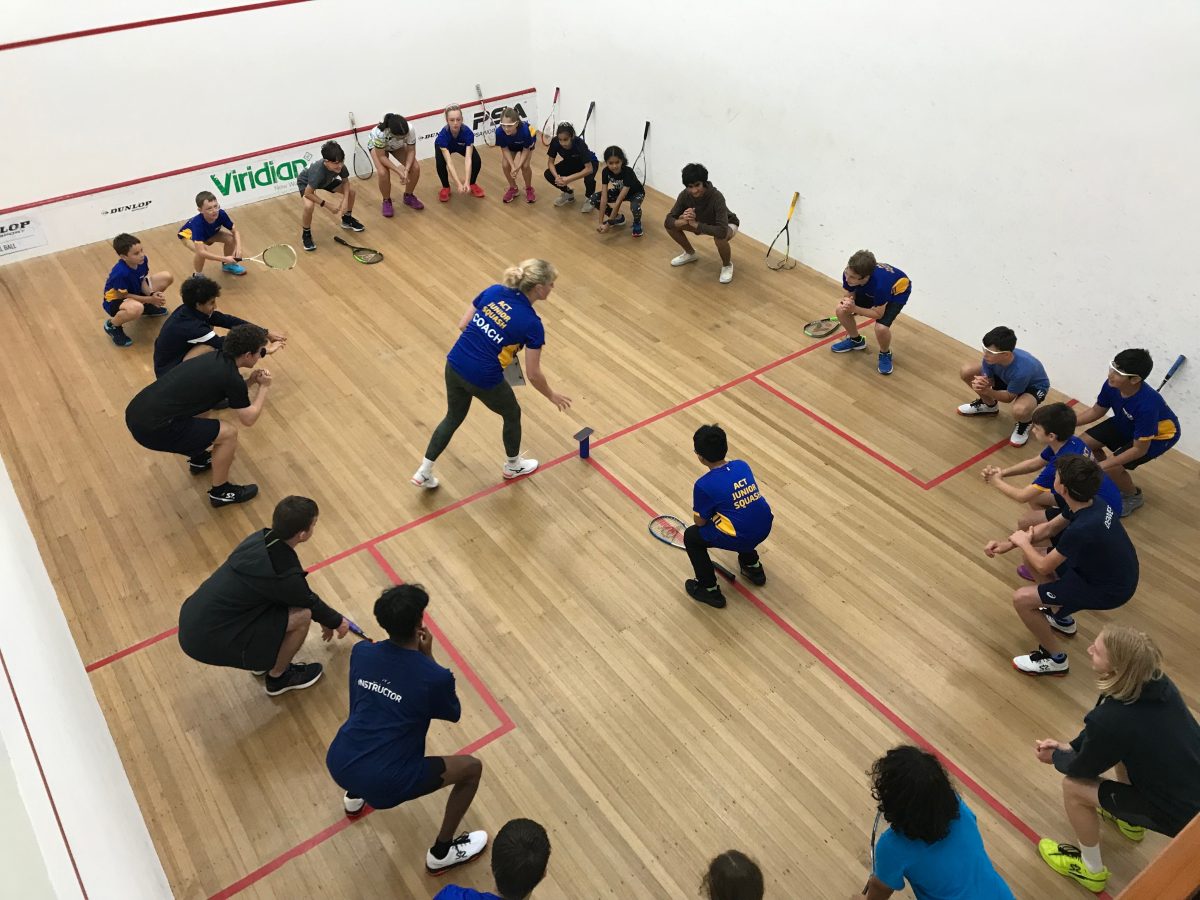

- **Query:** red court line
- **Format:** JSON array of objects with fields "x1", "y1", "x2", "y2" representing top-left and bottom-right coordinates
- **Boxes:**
[
  {"x1": 0, "y1": 0, "x2": 311, "y2": 52},
  {"x1": 84, "y1": 625, "x2": 179, "y2": 673},
  {"x1": 0, "y1": 87, "x2": 534, "y2": 215},
  {"x1": 0, "y1": 646, "x2": 88, "y2": 898}
]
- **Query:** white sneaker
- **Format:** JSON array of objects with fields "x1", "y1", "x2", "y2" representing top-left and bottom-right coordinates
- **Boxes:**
[
  {"x1": 503, "y1": 458, "x2": 539, "y2": 479},
  {"x1": 343, "y1": 793, "x2": 366, "y2": 817},
  {"x1": 957, "y1": 399, "x2": 999, "y2": 416},
  {"x1": 410, "y1": 470, "x2": 439, "y2": 489},
  {"x1": 426, "y1": 830, "x2": 488, "y2": 874},
  {"x1": 580, "y1": 199, "x2": 596, "y2": 213},
  {"x1": 1010, "y1": 421, "x2": 1032, "y2": 447},
  {"x1": 1013, "y1": 648, "x2": 1069, "y2": 676},
  {"x1": 719, "y1": 264, "x2": 734, "y2": 284},
  {"x1": 671, "y1": 251, "x2": 698, "y2": 267},
  {"x1": 554, "y1": 192, "x2": 575, "y2": 207}
]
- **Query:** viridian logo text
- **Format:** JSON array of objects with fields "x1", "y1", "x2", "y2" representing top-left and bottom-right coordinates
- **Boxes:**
[{"x1": 210, "y1": 153, "x2": 313, "y2": 196}]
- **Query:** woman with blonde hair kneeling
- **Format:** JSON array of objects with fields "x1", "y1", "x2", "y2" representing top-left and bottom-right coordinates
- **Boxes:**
[
  {"x1": 1034, "y1": 624, "x2": 1200, "y2": 893},
  {"x1": 412, "y1": 259, "x2": 571, "y2": 489}
]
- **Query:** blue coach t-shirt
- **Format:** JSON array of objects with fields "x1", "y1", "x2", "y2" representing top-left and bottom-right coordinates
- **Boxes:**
[
  {"x1": 326, "y1": 641, "x2": 460, "y2": 802},
  {"x1": 447, "y1": 285, "x2": 546, "y2": 389},
  {"x1": 177, "y1": 209, "x2": 234, "y2": 243},
  {"x1": 982, "y1": 348, "x2": 1050, "y2": 396},
  {"x1": 103, "y1": 257, "x2": 149, "y2": 304},
  {"x1": 435, "y1": 125, "x2": 476, "y2": 154},
  {"x1": 1055, "y1": 500, "x2": 1139, "y2": 594},
  {"x1": 1034, "y1": 437, "x2": 1123, "y2": 515},
  {"x1": 495, "y1": 120, "x2": 536, "y2": 151},
  {"x1": 874, "y1": 797, "x2": 1013, "y2": 900},
  {"x1": 434, "y1": 887, "x2": 502, "y2": 900},
  {"x1": 693, "y1": 460, "x2": 773, "y2": 549},
  {"x1": 843, "y1": 263, "x2": 911, "y2": 307},
  {"x1": 1096, "y1": 382, "x2": 1180, "y2": 444}
]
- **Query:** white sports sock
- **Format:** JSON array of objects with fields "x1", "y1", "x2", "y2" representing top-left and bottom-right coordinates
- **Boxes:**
[
  {"x1": 1079, "y1": 843, "x2": 1103, "y2": 873},
  {"x1": 506, "y1": 456, "x2": 520, "y2": 466},
  {"x1": 418, "y1": 458, "x2": 434, "y2": 476}
]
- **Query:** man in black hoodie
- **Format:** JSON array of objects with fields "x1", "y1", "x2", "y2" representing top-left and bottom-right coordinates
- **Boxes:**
[{"x1": 178, "y1": 495, "x2": 350, "y2": 695}]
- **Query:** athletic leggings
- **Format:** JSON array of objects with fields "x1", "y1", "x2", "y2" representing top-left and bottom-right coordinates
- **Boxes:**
[
  {"x1": 435, "y1": 150, "x2": 482, "y2": 188},
  {"x1": 543, "y1": 158, "x2": 597, "y2": 197},
  {"x1": 592, "y1": 189, "x2": 644, "y2": 224},
  {"x1": 425, "y1": 362, "x2": 522, "y2": 460},
  {"x1": 683, "y1": 524, "x2": 760, "y2": 589}
]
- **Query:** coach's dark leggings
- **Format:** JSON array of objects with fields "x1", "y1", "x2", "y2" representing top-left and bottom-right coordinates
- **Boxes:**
[
  {"x1": 425, "y1": 362, "x2": 522, "y2": 460},
  {"x1": 543, "y1": 159, "x2": 596, "y2": 196},
  {"x1": 435, "y1": 150, "x2": 482, "y2": 188},
  {"x1": 683, "y1": 524, "x2": 760, "y2": 589}
]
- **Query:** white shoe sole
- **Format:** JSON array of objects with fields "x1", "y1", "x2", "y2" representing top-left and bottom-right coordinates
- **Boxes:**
[
  {"x1": 503, "y1": 461, "x2": 539, "y2": 479},
  {"x1": 671, "y1": 255, "x2": 698, "y2": 267},
  {"x1": 411, "y1": 473, "x2": 439, "y2": 489}
]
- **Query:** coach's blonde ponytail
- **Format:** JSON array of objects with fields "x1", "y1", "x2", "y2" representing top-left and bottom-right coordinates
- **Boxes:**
[{"x1": 503, "y1": 259, "x2": 558, "y2": 295}]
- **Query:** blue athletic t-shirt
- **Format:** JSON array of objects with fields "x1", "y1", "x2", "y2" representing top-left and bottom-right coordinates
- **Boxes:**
[
  {"x1": 433, "y1": 887, "x2": 502, "y2": 900},
  {"x1": 103, "y1": 257, "x2": 149, "y2": 304},
  {"x1": 495, "y1": 120, "x2": 535, "y2": 151},
  {"x1": 435, "y1": 125, "x2": 476, "y2": 154},
  {"x1": 446, "y1": 285, "x2": 545, "y2": 389},
  {"x1": 693, "y1": 460, "x2": 773, "y2": 549},
  {"x1": 1096, "y1": 382, "x2": 1180, "y2": 444},
  {"x1": 1034, "y1": 437, "x2": 1123, "y2": 515},
  {"x1": 547, "y1": 136, "x2": 598, "y2": 168},
  {"x1": 1054, "y1": 500, "x2": 1139, "y2": 594},
  {"x1": 982, "y1": 348, "x2": 1050, "y2": 396},
  {"x1": 177, "y1": 209, "x2": 234, "y2": 243},
  {"x1": 326, "y1": 641, "x2": 460, "y2": 801},
  {"x1": 874, "y1": 797, "x2": 1013, "y2": 900},
  {"x1": 843, "y1": 263, "x2": 911, "y2": 307}
]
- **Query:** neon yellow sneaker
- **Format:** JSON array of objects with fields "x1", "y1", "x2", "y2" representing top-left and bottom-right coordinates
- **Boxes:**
[
  {"x1": 1038, "y1": 839, "x2": 1109, "y2": 893},
  {"x1": 1098, "y1": 807, "x2": 1146, "y2": 842}
]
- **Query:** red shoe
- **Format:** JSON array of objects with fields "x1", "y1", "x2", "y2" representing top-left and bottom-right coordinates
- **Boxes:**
[
  {"x1": 525, "y1": 186, "x2": 536, "y2": 203},
  {"x1": 438, "y1": 187, "x2": 451, "y2": 203},
  {"x1": 470, "y1": 183, "x2": 485, "y2": 199},
  {"x1": 503, "y1": 186, "x2": 519, "y2": 204}
]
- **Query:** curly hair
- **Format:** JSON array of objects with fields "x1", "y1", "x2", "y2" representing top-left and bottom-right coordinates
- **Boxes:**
[{"x1": 870, "y1": 746, "x2": 960, "y2": 843}]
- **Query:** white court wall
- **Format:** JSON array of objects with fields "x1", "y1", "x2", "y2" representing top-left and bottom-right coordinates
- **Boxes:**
[{"x1": 529, "y1": 0, "x2": 1200, "y2": 458}]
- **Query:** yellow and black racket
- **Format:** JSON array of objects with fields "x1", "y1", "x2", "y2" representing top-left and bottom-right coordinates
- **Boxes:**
[
  {"x1": 333, "y1": 236, "x2": 383, "y2": 264},
  {"x1": 766, "y1": 192, "x2": 799, "y2": 270}
]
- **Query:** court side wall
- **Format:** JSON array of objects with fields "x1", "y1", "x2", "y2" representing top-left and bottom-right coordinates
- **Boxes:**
[{"x1": 529, "y1": 0, "x2": 1200, "y2": 458}]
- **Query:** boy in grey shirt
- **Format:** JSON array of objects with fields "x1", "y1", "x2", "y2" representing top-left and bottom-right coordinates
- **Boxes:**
[{"x1": 298, "y1": 141, "x2": 364, "y2": 252}]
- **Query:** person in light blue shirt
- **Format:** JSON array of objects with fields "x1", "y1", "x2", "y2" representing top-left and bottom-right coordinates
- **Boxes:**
[
  {"x1": 862, "y1": 746, "x2": 1013, "y2": 900},
  {"x1": 958, "y1": 326, "x2": 1051, "y2": 446}
]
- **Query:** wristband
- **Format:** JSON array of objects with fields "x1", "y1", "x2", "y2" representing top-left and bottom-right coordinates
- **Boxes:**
[{"x1": 320, "y1": 199, "x2": 325, "y2": 207}]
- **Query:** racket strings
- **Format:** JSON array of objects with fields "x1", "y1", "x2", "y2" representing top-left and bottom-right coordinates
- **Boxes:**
[
  {"x1": 261, "y1": 245, "x2": 297, "y2": 269},
  {"x1": 649, "y1": 517, "x2": 686, "y2": 545}
]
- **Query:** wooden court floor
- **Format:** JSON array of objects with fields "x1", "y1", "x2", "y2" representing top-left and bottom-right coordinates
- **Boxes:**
[{"x1": 1, "y1": 150, "x2": 1198, "y2": 898}]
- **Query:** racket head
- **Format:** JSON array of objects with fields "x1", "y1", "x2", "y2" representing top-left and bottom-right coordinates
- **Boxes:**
[
  {"x1": 648, "y1": 514, "x2": 689, "y2": 549},
  {"x1": 260, "y1": 244, "x2": 297, "y2": 270},
  {"x1": 804, "y1": 318, "x2": 839, "y2": 337},
  {"x1": 579, "y1": 101, "x2": 595, "y2": 138},
  {"x1": 767, "y1": 249, "x2": 797, "y2": 271},
  {"x1": 353, "y1": 248, "x2": 383, "y2": 264}
]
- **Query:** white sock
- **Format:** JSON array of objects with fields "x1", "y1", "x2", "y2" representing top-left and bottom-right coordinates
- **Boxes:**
[
  {"x1": 506, "y1": 455, "x2": 520, "y2": 466},
  {"x1": 1079, "y1": 843, "x2": 1103, "y2": 873},
  {"x1": 418, "y1": 458, "x2": 434, "y2": 476}
]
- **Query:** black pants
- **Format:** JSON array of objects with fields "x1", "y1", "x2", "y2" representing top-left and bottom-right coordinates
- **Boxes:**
[
  {"x1": 683, "y1": 525, "x2": 760, "y2": 588},
  {"x1": 593, "y1": 189, "x2": 644, "y2": 224},
  {"x1": 425, "y1": 362, "x2": 522, "y2": 459},
  {"x1": 544, "y1": 159, "x2": 596, "y2": 197},
  {"x1": 435, "y1": 150, "x2": 482, "y2": 188}
]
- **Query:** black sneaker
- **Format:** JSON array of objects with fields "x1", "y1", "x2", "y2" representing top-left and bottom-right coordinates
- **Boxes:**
[
  {"x1": 188, "y1": 451, "x2": 212, "y2": 475},
  {"x1": 104, "y1": 320, "x2": 133, "y2": 347},
  {"x1": 208, "y1": 482, "x2": 259, "y2": 508},
  {"x1": 341, "y1": 214, "x2": 365, "y2": 232},
  {"x1": 264, "y1": 662, "x2": 323, "y2": 696},
  {"x1": 685, "y1": 579, "x2": 726, "y2": 608},
  {"x1": 739, "y1": 562, "x2": 767, "y2": 586},
  {"x1": 141, "y1": 304, "x2": 168, "y2": 318},
  {"x1": 302, "y1": 230, "x2": 316, "y2": 252}
]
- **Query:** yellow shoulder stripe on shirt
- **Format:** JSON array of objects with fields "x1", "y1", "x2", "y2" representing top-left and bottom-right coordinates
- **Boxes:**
[
  {"x1": 178, "y1": 228, "x2": 193, "y2": 241},
  {"x1": 711, "y1": 512, "x2": 737, "y2": 537},
  {"x1": 891, "y1": 277, "x2": 910, "y2": 295}
]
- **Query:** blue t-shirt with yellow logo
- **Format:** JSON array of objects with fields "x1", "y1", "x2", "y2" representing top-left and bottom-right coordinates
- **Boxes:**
[
  {"x1": 844, "y1": 263, "x2": 911, "y2": 307},
  {"x1": 495, "y1": 120, "x2": 536, "y2": 151},
  {"x1": 1096, "y1": 382, "x2": 1180, "y2": 444},
  {"x1": 693, "y1": 460, "x2": 773, "y2": 550},
  {"x1": 103, "y1": 257, "x2": 149, "y2": 305},
  {"x1": 177, "y1": 209, "x2": 234, "y2": 244},
  {"x1": 1034, "y1": 437, "x2": 1123, "y2": 514},
  {"x1": 446, "y1": 285, "x2": 545, "y2": 389}
]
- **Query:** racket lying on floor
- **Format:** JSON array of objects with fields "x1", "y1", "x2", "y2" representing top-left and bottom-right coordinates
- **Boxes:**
[
  {"x1": 804, "y1": 316, "x2": 841, "y2": 338},
  {"x1": 235, "y1": 244, "x2": 298, "y2": 270},
  {"x1": 349, "y1": 112, "x2": 374, "y2": 180},
  {"x1": 333, "y1": 236, "x2": 383, "y2": 264},
  {"x1": 648, "y1": 514, "x2": 736, "y2": 583},
  {"x1": 766, "y1": 192, "x2": 799, "y2": 270},
  {"x1": 540, "y1": 86, "x2": 560, "y2": 146}
]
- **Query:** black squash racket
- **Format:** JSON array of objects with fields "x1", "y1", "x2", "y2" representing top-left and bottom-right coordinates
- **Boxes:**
[
  {"x1": 474, "y1": 83, "x2": 497, "y2": 147},
  {"x1": 1158, "y1": 354, "x2": 1186, "y2": 391},
  {"x1": 632, "y1": 121, "x2": 650, "y2": 183},
  {"x1": 540, "y1": 86, "x2": 560, "y2": 146},
  {"x1": 349, "y1": 113, "x2": 374, "y2": 180},
  {"x1": 766, "y1": 192, "x2": 799, "y2": 270},
  {"x1": 648, "y1": 515, "x2": 736, "y2": 583},
  {"x1": 333, "y1": 236, "x2": 383, "y2": 264},
  {"x1": 579, "y1": 101, "x2": 596, "y2": 142},
  {"x1": 861, "y1": 810, "x2": 882, "y2": 894}
]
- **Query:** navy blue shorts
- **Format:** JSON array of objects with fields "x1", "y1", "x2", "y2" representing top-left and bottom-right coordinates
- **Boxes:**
[
  {"x1": 340, "y1": 757, "x2": 447, "y2": 811},
  {"x1": 102, "y1": 297, "x2": 142, "y2": 317},
  {"x1": 854, "y1": 296, "x2": 906, "y2": 328},
  {"x1": 1037, "y1": 570, "x2": 1134, "y2": 617},
  {"x1": 1086, "y1": 418, "x2": 1179, "y2": 470}
]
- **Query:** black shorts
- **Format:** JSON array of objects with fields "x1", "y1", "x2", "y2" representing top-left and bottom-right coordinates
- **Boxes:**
[
  {"x1": 1098, "y1": 780, "x2": 1179, "y2": 836},
  {"x1": 1037, "y1": 569, "x2": 1134, "y2": 617},
  {"x1": 854, "y1": 297, "x2": 905, "y2": 328},
  {"x1": 297, "y1": 178, "x2": 347, "y2": 197},
  {"x1": 1086, "y1": 418, "x2": 1178, "y2": 470},
  {"x1": 992, "y1": 376, "x2": 1049, "y2": 405},
  {"x1": 102, "y1": 298, "x2": 140, "y2": 317},
  {"x1": 129, "y1": 417, "x2": 220, "y2": 456}
]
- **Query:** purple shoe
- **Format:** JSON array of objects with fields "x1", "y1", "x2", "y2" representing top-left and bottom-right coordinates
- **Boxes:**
[
  {"x1": 403, "y1": 193, "x2": 424, "y2": 211},
  {"x1": 1017, "y1": 564, "x2": 1034, "y2": 582},
  {"x1": 381, "y1": 198, "x2": 394, "y2": 218}
]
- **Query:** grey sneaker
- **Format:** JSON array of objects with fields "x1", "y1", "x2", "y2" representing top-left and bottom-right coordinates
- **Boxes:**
[
  {"x1": 580, "y1": 199, "x2": 596, "y2": 213},
  {"x1": 554, "y1": 192, "x2": 575, "y2": 207},
  {"x1": 1120, "y1": 489, "x2": 1144, "y2": 517}
]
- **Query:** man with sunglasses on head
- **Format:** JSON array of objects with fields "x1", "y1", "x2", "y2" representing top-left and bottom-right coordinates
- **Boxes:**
[
  {"x1": 125, "y1": 323, "x2": 273, "y2": 508},
  {"x1": 1073, "y1": 348, "x2": 1181, "y2": 516},
  {"x1": 956, "y1": 325, "x2": 1051, "y2": 447}
]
